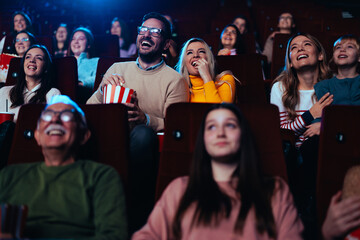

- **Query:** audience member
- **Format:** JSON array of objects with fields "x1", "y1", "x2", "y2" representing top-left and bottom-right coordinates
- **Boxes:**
[
  {"x1": 0, "y1": 45, "x2": 60, "y2": 121},
  {"x1": 68, "y1": 27, "x2": 99, "y2": 90},
  {"x1": 11, "y1": 30, "x2": 37, "y2": 57},
  {"x1": 0, "y1": 95, "x2": 127, "y2": 239},
  {"x1": 270, "y1": 33, "x2": 333, "y2": 236},
  {"x1": 315, "y1": 34, "x2": 360, "y2": 105},
  {"x1": 232, "y1": 14, "x2": 262, "y2": 54},
  {"x1": 163, "y1": 14, "x2": 178, "y2": 67},
  {"x1": 176, "y1": 38, "x2": 236, "y2": 103},
  {"x1": 217, "y1": 24, "x2": 245, "y2": 56},
  {"x1": 322, "y1": 166, "x2": 360, "y2": 240},
  {"x1": 110, "y1": 17, "x2": 137, "y2": 58},
  {"x1": 271, "y1": 33, "x2": 332, "y2": 148},
  {"x1": 87, "y1": 12, "x2": 189, "y2": 232},
  {"x1": 0, "y1": 11, "x2": 34, "y2": 54},
  {"x1": 52, "y1": 23, "x2": 70, "y2": 58},
  {"x1": 133, "y1": 103, "x2": 304, "y2": 239},
  {"x1": 232, "y1": 14, "x2": 249, "y2": 35},
  {"x1": 263, "y1": 12, "x2": 296, "y2": 63}
]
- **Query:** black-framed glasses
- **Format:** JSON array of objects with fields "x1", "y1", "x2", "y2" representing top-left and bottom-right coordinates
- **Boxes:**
[
  {"x1": 137, "y1": 26, "x2": 162, "y2": 37},
  {"x1": 40, "y1": 109, "x2": 76, "y2": 122},
  {"x1": 15, "y1": 38, "x2": 29, "y2": 43}
]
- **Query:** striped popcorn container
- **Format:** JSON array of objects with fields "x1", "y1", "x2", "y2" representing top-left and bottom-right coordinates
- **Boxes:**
[{"x1": 103, "y1": 84, "x2": 134, "y2": 104}]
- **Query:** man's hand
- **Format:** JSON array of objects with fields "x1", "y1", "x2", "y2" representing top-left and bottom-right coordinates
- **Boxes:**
[
  {"x1": 100, "y1": 74, "x2": 126, "y2": 92},
  {"x1": 124, "y1": 92, "x2": 147, "y2": 125},
  {"x1": 304, "y1": 122, "x2": 321, "y2": 138},
  {"x1": 322, "y1": 191, "x2": 360, "y2": 240}
]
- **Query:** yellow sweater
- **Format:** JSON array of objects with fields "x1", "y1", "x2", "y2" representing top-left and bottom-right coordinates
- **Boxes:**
[{"x1": 190, "y1": 74, "x2": 236, "y2": 103}]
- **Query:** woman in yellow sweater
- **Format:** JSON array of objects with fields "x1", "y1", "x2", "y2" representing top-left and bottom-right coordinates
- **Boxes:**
[{"x1": 176, "y1": 38, "x2": 237, "y2": 103}]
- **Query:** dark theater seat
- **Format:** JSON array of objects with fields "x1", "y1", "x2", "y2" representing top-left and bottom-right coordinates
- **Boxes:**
[{"x1": 155, "y1": 102, "x2": 287, "y2": 200}]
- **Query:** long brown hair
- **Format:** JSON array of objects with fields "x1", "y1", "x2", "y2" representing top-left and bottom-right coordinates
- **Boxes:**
[
  {"x1": 10, "y1": 45, "x2": 55, "y2": 107},
  {"x1": 172, "y1": 103, "x2": 276, "y2": 239},
  {"x1": 273, "y1": 33, "x2": 332, "y2": 120}
]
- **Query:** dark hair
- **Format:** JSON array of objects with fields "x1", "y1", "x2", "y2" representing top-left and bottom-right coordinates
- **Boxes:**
[
  {"x1": 52, "y1": 23, "x2": 70, "y2": 55},
  {"x1": 11, "y1": 11, "x2": 33, "y2": 34},
  {"x1": 111, "y1": 17, "x2": 132, "y2": 50},
  {"x1": 67, "y1": 27, "x2": 94, "y2": 57},
  {"x1": 142, "y1": 12, "x2": 172, "y2": 40},
  {"x1": 11, "y1": 30, "x2": 37, "y2": 55},
  {"x1": 218, "y1": 24, "x2": 245, "y2": 54},
  {"x1": 10, "y1": 44, "x2": 56, "y2": 108},
  {"x1": 172, "y1": 103, "x2": 276, "y2": 239},
  {"x1": 232, "y1": 14, "x2": 250, "y2": 34}
]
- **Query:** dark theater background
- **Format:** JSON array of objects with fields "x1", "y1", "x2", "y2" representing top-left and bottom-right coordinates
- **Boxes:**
[{"x1": 1, "y1": 0, "x2": 360, "y2": 50}]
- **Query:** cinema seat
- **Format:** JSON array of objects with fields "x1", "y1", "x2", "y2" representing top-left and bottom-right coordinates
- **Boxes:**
[
  {"x1": 7, "y1": 103, "x2": 130, "y2": 184},
  {"x1": 316, "y1": 105, "x2": 360, "y2": 228},
  {"x1": 93, "y1": 56, "x2": 135, "y2": 92},
  {"x1": 155, "y1": 102, "x2": 287, "y2": 200}
]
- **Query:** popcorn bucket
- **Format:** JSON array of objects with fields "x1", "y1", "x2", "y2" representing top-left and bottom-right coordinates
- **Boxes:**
[
  {"x1": 103, "y1": 84, "x2": 134, "y2": 104},
  {"x1": 0, "y1": 112, "x2": 14, "y2": 124}
]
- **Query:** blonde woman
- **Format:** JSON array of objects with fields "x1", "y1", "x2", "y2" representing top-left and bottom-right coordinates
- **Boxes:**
[{"x1": 176, "y1": 38, "x2": 237, "y2": 103}]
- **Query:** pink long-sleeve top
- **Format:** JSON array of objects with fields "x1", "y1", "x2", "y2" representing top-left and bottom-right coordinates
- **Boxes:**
[{"x1": 132, "y1": 176, "x2": 303, "y2": 240}]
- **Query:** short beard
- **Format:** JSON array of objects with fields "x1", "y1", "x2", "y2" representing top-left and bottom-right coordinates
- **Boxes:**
[{"x1": 138, "y1": 50, "x2": 163, "y2": 64}]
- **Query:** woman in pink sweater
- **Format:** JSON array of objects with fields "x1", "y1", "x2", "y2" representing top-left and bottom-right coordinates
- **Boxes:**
[{"x1": 132, "y1": 103, "x2": 303, "y2": 240}]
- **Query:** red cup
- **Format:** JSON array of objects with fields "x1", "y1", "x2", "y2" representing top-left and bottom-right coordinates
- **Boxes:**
[
  {"x1": 103, "y1": 84, "x2": 134, "y2": 104},
  {"x1": 0, "y1": 112, "x2": 14, "y2": 124}
]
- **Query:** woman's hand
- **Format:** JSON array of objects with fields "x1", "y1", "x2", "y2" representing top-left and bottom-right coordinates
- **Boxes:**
[
  {"x1": 218, "y1": 49, "x2": 231, "y2": 56},
  {"x1": 194, "y1": 58, "x2": 212, "y2": 83},
  {"x1": 322, "y1": 191, "x2": 360, "y2": 240},
  {"x1": 304, "y1": 122, "x2": 321, "y2": 137},
  {"x1": 100, "y1": 74, "x2": 126, "y2": 92},
  {"x1": 309, "y1": 92, "x2": 333, "y2": 119}
]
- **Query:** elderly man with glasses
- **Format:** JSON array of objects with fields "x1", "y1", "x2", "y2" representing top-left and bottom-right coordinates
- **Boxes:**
[
  {"x1": 87, "y1": 12, "x2": 189, "y2": 232},
  {"x1": 0, "y1": 95, "x2": 127, "y2": 239}
]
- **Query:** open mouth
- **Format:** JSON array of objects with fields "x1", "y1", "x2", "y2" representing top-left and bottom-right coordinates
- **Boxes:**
[
  {"x1": 27, "y1": 65, "x2": 37, "y2": 70},
  {"x1": 297, "y1": 54, "x2": 308, "y2": 60},
  {"x1": 338, "y1": 54, "x2": 348, "y2": 58},
  {"x1": 191, "y1": 61, "x2": 198, "y2": 67},
  {"x1": 141, "y1": 40, "x2": 152, "y2": 47},
  {"x1": 45, "y1": 125, "x2": 66, "y2": 136}
]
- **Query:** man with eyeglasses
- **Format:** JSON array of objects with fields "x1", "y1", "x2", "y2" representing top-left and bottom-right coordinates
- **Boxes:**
[
  {"x1": 263, "y1": 12, "x2": 296, "y2": 64},
  {"x1": 0, "y1": 95, "x2": 127, "y2": 239},
  {"x1": 87, "y1": 12, "x2": 189, "y2": 232}
]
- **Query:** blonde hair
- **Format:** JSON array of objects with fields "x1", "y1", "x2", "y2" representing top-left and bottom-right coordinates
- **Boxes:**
[
  {"x1": 176, "y1": 38, "x2": 239, "y2": 100},
  {"x1": 273, "y1": 33, "x2": 332, "y2": 120},
  {"x1": 330, "y1": 34, "x2": 360, "y2": 74}
]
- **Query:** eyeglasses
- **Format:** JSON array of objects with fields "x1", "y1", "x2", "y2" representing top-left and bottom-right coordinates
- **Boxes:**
[
  {"x1": 40, "y1": 109, "x2": 76, "y2": 122},
  {"x1": 279, "y1": 16, "x2": 293, "y2": 21},
  {"x1": 15, "y1": 38, "x2": 29, "y2": 43},
  {"x1": 137, "y1": 26, "x2": 162, "y2": 37}
]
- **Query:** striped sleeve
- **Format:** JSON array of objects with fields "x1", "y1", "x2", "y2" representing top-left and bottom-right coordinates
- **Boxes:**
[{"x1": 271, "y1": 82, "x2": 314, "y2": 136}]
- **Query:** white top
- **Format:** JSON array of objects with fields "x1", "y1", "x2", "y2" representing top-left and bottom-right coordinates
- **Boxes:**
[
  {"x1": 270, "y1": 81, "x2": 316, "y2": 147},
  {"x1": 0, "y1": 84, "x2": 61, "y2": 121}
]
